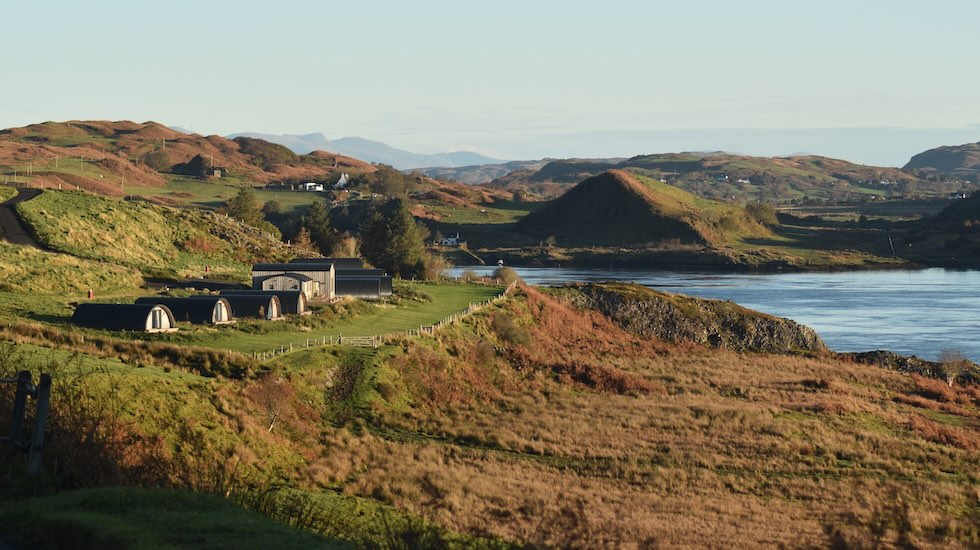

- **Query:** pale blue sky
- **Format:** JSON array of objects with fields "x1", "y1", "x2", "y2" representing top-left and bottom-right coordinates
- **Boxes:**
[{"x1": 2, "y1": 1, "x2": 978, "y2": 165}]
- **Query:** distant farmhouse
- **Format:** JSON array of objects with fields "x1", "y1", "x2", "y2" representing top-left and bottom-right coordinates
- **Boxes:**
[
  {"x1": 134, "y1": 296, "x2": 234, "y2": 325},
  {"x1": 72, "y1": 303, "x2": 178, "y2": 333},
  {"x1": 302, "y1": 182, "x2": 324, "y2": 192},
  {"x1": 440, "y1": 233, "x2": 463, "y2": 246}
]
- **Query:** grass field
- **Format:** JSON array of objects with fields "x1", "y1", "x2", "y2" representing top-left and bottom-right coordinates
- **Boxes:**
[
  {"x1": 0, "y1": 487, "x2": 344, "y2": 549},
  {"x1": 127, "y1": 176, "x2": 330, "y2": 216}
]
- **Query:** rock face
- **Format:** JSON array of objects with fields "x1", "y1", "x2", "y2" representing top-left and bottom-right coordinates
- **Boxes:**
[{"x1": 560, "y1": 283, "x2": 826, "y2": 354}]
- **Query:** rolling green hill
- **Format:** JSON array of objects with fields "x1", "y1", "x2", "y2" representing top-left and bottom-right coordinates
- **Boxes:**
[{"x1": 516, "y1": 170, "x2": 771, "y2": 247}]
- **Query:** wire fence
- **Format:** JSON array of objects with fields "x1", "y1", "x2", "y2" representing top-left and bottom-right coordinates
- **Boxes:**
[{"x1": 251, "y1": 281, "x2": 518, "y2": 360}]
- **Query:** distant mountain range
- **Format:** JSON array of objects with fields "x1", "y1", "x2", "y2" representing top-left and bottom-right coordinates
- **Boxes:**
[{"x1": 227, "y1": 132, "x2": 502, "y2": 170}]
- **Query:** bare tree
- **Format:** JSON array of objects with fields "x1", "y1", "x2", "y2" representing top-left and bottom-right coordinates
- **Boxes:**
[{"x1": 937, "y1": 348, "x2": 970, "y2": 387}]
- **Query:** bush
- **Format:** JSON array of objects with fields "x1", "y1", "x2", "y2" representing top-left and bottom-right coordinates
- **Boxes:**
[
  {"x1": 491, "y1": 312, "x2": 529, "y2": 345},
  {"x1": 492, "y1": 266, "x2": 522, "y2": 286},
  {"x1": 745, "y1": 202, "x2": 779, "y2": 227}
]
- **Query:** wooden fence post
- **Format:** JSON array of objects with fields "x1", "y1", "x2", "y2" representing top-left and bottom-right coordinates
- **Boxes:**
[
  {"x1": 8, "y1": 370, "x2": 30, "y2": 452},
  {"x1": 26, "y1": 374, "x2": 51, "y2": 477}
]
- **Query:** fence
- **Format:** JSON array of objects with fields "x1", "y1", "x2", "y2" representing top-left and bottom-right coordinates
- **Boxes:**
[
  {"x1": 1, "y1": 370, "x2": 51, "y2": 476},
  {"x1": 252, "y1": 281, "x2": 518, "y2": 360}
]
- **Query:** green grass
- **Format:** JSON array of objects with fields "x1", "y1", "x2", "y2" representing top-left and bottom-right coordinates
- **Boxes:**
[
  {"x1": 0, "y1": 487, "x2": 345, "y2": 549},
  {"x1": 129, "y1": 176, "x2": 329, "y2": 217},
  {"x1": 155, "y1": 283, "x2": 502, "y2": 354},
  {"x1": 16, "y1": 189, "x2": 287, "y2": 279}
]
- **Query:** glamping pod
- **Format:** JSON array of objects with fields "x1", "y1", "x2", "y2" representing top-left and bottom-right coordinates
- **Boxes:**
[
  {"x1": 220, "y1": 289, "x2": 308, "y2": 316},
  {"x1": 208, "y1": 294, "x2": 283, "y2": 320},
  {"x1": 254, "y1": 272, "x2": 318, "y2": 300},
  {"x1": 71, "y1": 303, "x2": 177, "y2": 333},
  {"x1": 134, "y1": 297, "x2": 234, "y2": 325}
]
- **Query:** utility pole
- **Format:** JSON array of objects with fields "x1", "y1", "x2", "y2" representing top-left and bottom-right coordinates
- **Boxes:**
[{"x1": 162, "y1": 139, "x2": 166, "y2": 151}]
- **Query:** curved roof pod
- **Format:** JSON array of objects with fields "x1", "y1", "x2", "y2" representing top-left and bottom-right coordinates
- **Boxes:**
[
  {"x1": 134, "y1": 296, "x2": 235, "y2": 325},
  {"x1": 204, "y1": 294, "x2": 282, "y2": 320},
  {"x1": 219, "y1": 290, "x2": 308, "y2": 315},
  {"x1": 71, "y1": 303, "x2": 178, "y2": 332}
]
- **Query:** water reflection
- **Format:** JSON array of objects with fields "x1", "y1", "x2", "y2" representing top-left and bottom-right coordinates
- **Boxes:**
[{"x1": 449, "y1": 267, "x2": 979, "y2": 361}]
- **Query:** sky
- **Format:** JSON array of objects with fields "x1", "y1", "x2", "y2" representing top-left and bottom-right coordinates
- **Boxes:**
[{"x1": 1, "y1": 0, "x2": 979, "y2": 166}]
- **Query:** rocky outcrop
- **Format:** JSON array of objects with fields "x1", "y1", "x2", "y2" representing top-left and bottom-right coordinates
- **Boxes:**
[{"x1": 559, "y1": 283, "x2": 826, "y2": 354}]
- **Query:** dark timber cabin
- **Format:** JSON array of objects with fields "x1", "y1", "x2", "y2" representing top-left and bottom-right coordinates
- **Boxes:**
[
  {"x1": 292, "y1": 257, "x2": 363, "y2": 270},
  {"x1": 72, "y1": 303, "x2": 178, "y2": 332},
  {"x1": 219, "y1": 290, "x2": 308, "y2": 315},
  {"x1": 207, "y1": 294, "x2": 283, "y2": 320},
  {"x1": 134, "y1": 297, "x2": 234, "y2": 325}
]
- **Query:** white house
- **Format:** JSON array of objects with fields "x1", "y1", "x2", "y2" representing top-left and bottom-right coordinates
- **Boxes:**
[
  {"x1": 302, "y1": 182, "x2": 324, "y2": 192},
  {"x1": 440, "y1": 233, "x2": 462, "y2": 246},
  {"x1": 333, "y1": 173, "x2": 351, "y2": 189}
]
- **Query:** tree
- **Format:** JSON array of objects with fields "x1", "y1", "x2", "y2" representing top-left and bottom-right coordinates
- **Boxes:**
[
  {"x1": 360, "y1": 198, "x2": 429, "y2": 278},
  {"x1": 745, "y1": 202, "x2": 779, "y2": 227},
  {"x1": 302, "y1": 200, "x2": 335, "y2": 255},
  {"x1": 292, "y1": 227, "x2": 315, "y2": 255},
  {"x1": 938, "y1": 348, "x2": 971, "y2": 387},
  {"x1": 226, "y1": 187, "x2": 263, "y2": 226},
  {"x1": 262, "y1": 200, "x2": 282, "y2": 217}
]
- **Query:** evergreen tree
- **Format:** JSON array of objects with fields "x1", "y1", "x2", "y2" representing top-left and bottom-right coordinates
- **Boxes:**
[
  {"x1": 226, "y1": 187, "x2": 263, "y2": 226},
  {"x1": 302, "y1": 200, "x2": 335, "y2": 255},
  {"x1": 292, "y1": 227, "x2": 315, "y2": 254},
  {"x1": 360, "y1": 199, "x2": 427, "y2": 278}
]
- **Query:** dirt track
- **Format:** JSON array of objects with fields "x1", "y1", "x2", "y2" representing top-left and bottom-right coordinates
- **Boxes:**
[{"x1": 0, "y1": 188, "x2": 42, "y2": 247}]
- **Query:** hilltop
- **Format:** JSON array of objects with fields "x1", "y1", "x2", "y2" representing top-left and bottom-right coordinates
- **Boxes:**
[
  {"x1": 0, "y1": 120, "x2": 375, "y2": 193},
  {"x1": 904, "y1": 141, "x2": 980, "y2": 179},
  {"x1": 487, "y1": 152, "x2": 952, "y2": 203},
  {"x1": 516, "y1": 170, "x2": 771, "y2": 247}
]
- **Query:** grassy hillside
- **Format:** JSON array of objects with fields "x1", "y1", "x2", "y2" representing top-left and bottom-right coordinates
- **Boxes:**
[
  {"x1": 3, "y1": 284, "x2": 976, "y2": 547},
  {"x1": 0, "y1": 241, "x2": 142, "y2": 294},
  {"x1": 516, "y1": 170, "x2": 771, "y2": 247},
  {"x1": 0, "y1": 120, "x2": 376, "y2": 193},
  {"x1": 16, "y1": 190, "x2": 289, "y2": 279},
  {"x1": 1, "y1": 488, "x2": 345, "y2": 549}
]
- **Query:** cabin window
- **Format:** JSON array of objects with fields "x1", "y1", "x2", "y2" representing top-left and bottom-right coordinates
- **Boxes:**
[
  {"x1": 216, "y1": 302, "x2": 227, "y2": 322},
  {"x1": 151, "y1": 308, "x2": 163, "y2": 330}
]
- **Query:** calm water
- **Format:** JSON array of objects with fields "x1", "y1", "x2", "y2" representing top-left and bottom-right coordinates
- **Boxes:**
[{"x1": 449, "y1": 267, "x2": 980, "y2": 361}]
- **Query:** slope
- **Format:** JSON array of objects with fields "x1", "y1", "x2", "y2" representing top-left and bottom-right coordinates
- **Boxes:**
[
  {"x1": 0, "y1": 121, "x2": 376, "y2": 193},
  {"x1": 904, "y1": 141, "x2": 980, "y2": 177},
  {"x1": 15, "y1": 190, "x2": 290, "y2": 279},
  {"x1": 516, "y1": 169, "x2": 771, "y2": 247}
]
